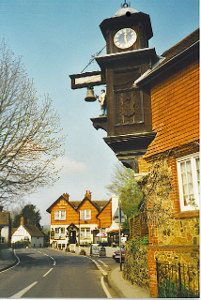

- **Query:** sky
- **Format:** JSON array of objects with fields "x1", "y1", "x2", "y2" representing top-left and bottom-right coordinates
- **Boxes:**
[{"x1": 0, "y1": 0, "x2": 199, "y2": 225}]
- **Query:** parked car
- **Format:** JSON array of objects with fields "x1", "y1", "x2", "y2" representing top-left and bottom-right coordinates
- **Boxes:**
[{"x1": 112, "y1": 248, "x2": 126, "y2": 263}]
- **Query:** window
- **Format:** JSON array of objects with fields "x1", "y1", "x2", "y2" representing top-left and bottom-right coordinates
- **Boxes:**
[
  {"x1": 60, "y1": 227, "x2": 65, "y2": 234},
  {"x1": 55, "y1": 228, "x2": 59, "y2": 233},
  {"x1": 80, "y1": 210, "x2": 91, "y2": 220},
  {"x1": 54, "y1": 210, "x2": 66, "y2": 220},
  {"x1": 80, "y1": 228, "x2": 91, "y2": 238},
  {"x1": 177, "y1": 153, "x2": 200, "y2": 211},
  {"x1": 54, "y1": 227, "x2": 65, "y2": 239}
]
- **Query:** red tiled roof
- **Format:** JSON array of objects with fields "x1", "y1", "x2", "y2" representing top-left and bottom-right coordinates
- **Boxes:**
[
  {"x1": 46, "y1": 193, "x2": 109, "y2": 213},
  {"x1": 70, "y1": 200, "x2": 109, "y2": 211},
  {"x1": 24, "y1": 225, "x2": 44, "y2": 237}
]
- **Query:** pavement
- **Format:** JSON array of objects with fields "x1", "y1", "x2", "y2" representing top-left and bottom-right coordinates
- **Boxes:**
[
  {"x1": 107, "y1": 265, "x2": 150, "y2": 298},
  {"x1": 0, "y1": 247, "x2": 150, "y2": 298},
  {"x1": 0, "y1": 247, "x2": 17, "y2": 272}
]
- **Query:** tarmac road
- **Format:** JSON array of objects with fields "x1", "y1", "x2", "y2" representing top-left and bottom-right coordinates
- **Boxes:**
[{"x1": 0, "y1": 248, "x2": 106, "y2": 298}]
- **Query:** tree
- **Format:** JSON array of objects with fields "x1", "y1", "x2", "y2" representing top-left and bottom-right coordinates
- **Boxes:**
[
  {"x1": 107, "y1": 165, "x2": 143, "y2": 218},
  {"x1": 12, "y1": 204, "x2": 41, "y2": 229},
  {"x1": 0, "y1": 42, "x2": 64, "y2": 205}
]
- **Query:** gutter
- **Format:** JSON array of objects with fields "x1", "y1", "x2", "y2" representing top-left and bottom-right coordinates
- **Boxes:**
[{"x1": 135, "y1": 40, "x2": 199, "y2": 87}]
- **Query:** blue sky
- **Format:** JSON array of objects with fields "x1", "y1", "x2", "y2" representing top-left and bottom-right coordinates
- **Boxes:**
[{"x1": 0, "y1": 0, "x2": 199, "y2": 224}]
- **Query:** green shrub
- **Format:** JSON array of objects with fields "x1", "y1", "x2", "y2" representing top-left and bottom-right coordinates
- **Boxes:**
[
  {"x1": 12, "y1": 240, "x2": 30, "y2": 248},
  {"x1": 158, "y1": 279, "x2": 198, "y2": 298},
  {"x1": 79, "y1": 249, "x2": 86, "y2": 255}
]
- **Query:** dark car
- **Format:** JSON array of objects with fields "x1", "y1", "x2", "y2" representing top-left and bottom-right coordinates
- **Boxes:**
[{"x1": 112, "y1": 248, "x2": 126, "y2": 263}]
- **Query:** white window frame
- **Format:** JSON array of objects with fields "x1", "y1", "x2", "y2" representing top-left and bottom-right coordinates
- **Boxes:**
[
  {"x1": 80, "y1": 228, "x2": 91, "y2": 238},
  {"x1": 54, "y1": 210, "x2": 66, "y2": 220},
  {"x1": 54, "y1": 227, "x2": 66, "y2": 239},
  {"x1": 80, "y1": 210, "x2": 91, "y2": 220},
  {"x1": 177, "y1": 153, "x2": 200, "y2": 211}
]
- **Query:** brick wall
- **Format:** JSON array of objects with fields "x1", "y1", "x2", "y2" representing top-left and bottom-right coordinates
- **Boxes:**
[{"x1": 129, "y1": 212, "x2": 148, "y2": 238}]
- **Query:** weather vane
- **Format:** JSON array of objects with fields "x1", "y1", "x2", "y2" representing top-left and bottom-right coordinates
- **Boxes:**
[{"x1": 121, "y1": 0, "x2": 131, "y2": 8}]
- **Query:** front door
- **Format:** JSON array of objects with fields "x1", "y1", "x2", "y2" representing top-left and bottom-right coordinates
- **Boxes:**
[{"x1": 69, "y1": 230, "x2": 77, "y2": 244}]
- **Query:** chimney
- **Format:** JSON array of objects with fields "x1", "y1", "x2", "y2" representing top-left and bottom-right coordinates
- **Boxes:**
[
  {"x1": 85, "y1": 190, "x2": 92, "y2": 200},
  {"x1": 63, "y1": 193, "x2": 69, "y2": 200},
  {"x1": 20, "y1": 216, "x2": 25, "y2": 226}
]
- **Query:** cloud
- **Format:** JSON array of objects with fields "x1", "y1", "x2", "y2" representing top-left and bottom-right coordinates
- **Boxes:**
[{"x1": 55, "y1": 156, "x2": 87, "y2": 174}]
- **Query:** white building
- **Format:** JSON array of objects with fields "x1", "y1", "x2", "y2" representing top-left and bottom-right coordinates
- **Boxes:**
[
  {"x1": 11, "y1": 217, "x2": 44, "y2": 248},
  {"x1": 0, "y1": 207, "x2": 11, "y2": 245}
]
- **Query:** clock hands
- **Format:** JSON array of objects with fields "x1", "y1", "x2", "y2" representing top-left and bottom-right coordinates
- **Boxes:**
[{"x1": 123, "y1": 31, "x2": 128, "y2": 46}]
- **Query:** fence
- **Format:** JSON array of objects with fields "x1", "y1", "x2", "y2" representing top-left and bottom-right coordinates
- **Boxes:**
[
  {"x1": 156, "y1": 259, "x2": 200, "y2": 298},
  {"x1": 129, "y1": 212, "x2": 148, "y2": 239}
]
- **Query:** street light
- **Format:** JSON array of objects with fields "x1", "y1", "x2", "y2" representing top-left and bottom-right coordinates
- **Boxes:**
[{"x1": 118, "y1": 201, "x2": 123, "y2": 271}]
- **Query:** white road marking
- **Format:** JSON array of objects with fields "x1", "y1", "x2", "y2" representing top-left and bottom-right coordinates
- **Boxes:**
[
  {"x1": 89, "y1": 258, "x2": 107, "y2": 276},
  {"x1": 44, "y1": 253, "x2": 56, "y2": 266},
  {"x1": 10, "y1": 281, "x2": 38, "y2": 298},
  {"x1": 0, "y1": 249, "x2": 20, "y2": 274},
  {"x1": 43, "y1": 268, "x2": 53, "y2": 277},
  {"x1": 97, "y1": 259, "x2": 109, "y2": 268},
  {"x1": 101, "y1": 276, "x2": 112, "y2": 298}
]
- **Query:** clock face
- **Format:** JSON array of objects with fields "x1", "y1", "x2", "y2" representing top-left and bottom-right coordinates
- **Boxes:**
[{"x1": 114, "y1": 28, "x2": 137, "y2": 49}]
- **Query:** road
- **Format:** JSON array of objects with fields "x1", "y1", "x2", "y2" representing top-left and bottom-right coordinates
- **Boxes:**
[{"x1": 0, "y1": 248, "x2": 108, "y2": 298}]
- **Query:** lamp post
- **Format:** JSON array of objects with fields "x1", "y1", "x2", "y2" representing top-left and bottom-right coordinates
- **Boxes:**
[
  {"x1": 78, "y1": 211, "x2": 80, "y2": 246},
  {"x1": 118, "y1": 201, "x2": 123, "y2": 271}
]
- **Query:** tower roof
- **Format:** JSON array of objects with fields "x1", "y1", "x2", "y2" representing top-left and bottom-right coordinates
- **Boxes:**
[
  {"x1": 99, "y1": 4, "x2": 153, "y2": 41},
  {"x1": 114, "y1": 3, "x2": 138, "y2": 17}
]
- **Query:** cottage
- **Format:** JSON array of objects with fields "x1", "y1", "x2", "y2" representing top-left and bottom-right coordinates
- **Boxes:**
[{"x1": 11, "y1": 217, "x2": 44, "y2": 248}]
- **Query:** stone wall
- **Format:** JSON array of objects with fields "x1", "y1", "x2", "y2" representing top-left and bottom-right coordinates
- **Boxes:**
[
  {"x1": 143, "y1": 158, "x2": 199, "y2": 297},
  {"x1": 123, "y1": 238, "x2": 149, "y2": 287}
]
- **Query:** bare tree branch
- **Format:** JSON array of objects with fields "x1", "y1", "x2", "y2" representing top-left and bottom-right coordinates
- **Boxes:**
[{"x1": 0, "y1": 41, "x2": 65, "y2": 206}]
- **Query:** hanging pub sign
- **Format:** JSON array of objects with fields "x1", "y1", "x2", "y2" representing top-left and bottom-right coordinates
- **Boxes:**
[{"x1": 70, "y1": 71, "x2": 105, "y2": 90}]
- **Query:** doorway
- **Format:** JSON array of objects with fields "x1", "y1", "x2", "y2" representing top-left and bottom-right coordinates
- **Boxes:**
[{"x1": 69, "y1": 230, "x2": 77, "y2": 244}]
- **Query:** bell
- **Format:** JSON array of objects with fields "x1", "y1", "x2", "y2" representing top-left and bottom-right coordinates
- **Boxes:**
[{"x1": 85, "y1": 87, "x2": 96, "y2": 102}]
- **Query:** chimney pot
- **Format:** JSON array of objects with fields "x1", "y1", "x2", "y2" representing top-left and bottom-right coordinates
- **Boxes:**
[
  {"x1": 20, "y1": 216, "x2": 25, "y2": 226},
  {"x1": 85, "y1": 190, "x2": 92, "y2": 200}
]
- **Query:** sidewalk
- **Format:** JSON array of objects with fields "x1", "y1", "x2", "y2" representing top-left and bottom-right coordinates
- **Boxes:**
[
  {"x1": 107, "y1": 266, "x2": 150, "y2": 298},
  {"x1": 0, "y1": 248, "x2": 17, "y2": 272}
]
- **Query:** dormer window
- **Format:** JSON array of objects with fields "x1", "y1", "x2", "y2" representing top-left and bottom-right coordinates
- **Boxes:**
[
  {"x1": 54, "y1": 210, "x2": 66, "y2": 220},
  {"x1": 80, "y1": 210, "x2": 91, "y2": 220}
]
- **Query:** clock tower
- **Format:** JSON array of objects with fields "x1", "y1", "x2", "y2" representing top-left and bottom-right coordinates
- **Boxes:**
[
  {"x1": 92, "y1": 2, "x2": 158, "y2": 169},
  {"x1": 70, "y1": 2, "x2": 159, "y2": 170},
  {"x1": 100, "y1": 3, "x2": 153, "y2": 54}
]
